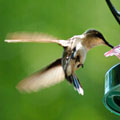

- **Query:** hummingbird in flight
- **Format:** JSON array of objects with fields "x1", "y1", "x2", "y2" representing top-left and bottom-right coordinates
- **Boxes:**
[{"x1": 5, "y1": 29, "x2": 114, "y2": 95}]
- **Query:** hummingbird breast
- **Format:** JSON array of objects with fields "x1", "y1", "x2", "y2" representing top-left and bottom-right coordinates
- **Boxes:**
[
  {"x1": 74, "y1": 46, "x2": 87, "y2": 70},
  {"x1": 62, "y1": 42, "x2": 87, "y2": 76},
  {"x1": 61, "y1": 37, "x2": 87, "y2": 86}
]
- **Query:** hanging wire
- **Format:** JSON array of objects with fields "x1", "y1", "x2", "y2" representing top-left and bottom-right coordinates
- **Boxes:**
[{"x1": 106, "y1": 0, "x2": 120, "y2": 24}]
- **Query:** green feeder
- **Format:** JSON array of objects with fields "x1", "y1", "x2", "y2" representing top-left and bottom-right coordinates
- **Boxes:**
[{"x1": 103, "y1": 63, "x2": 120, "y2": 116}]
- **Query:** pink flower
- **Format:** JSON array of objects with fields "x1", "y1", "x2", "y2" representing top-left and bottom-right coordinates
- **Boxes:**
[{"x1": 104, "y1": 45, "x2": 120, "y2": 59}]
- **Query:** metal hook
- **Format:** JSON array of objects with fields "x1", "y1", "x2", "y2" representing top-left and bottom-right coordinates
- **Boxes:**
[{"x1": 106, "y1": 0, "x2": 120, "y2": 24}]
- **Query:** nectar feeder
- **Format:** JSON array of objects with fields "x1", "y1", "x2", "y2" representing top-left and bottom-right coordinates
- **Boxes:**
[{"x1": 103, "y1": 63, "x2": 120, "y2": 116}]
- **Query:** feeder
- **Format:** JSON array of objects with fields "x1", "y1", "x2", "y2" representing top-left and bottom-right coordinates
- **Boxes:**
[{"x1": 103, "y1": 63, "x2": 120, "y2": 116}]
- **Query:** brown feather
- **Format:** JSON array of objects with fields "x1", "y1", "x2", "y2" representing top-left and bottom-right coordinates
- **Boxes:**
[
  {"x1": 5, "y1": 32, "x2": 70, "y2": 47},
  {"x1": 16, "y1": 58, "x2": 65, "y2": 93}
]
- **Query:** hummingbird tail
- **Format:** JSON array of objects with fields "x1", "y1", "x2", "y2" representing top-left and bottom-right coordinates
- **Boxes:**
[
  {"x1": 66, "y1": 75, "x2": 84, "y2": 95},
  {"x1": 72, "y1": 75, "x2": 84, "y2": 95}
]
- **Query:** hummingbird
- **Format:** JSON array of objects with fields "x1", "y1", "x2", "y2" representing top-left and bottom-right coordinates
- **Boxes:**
[{"x1": 5, "y1": 29, "x2": 114, "y2": 95}]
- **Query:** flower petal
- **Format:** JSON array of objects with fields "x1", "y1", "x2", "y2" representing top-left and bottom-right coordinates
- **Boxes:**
[{"x1": 104, "y1": 45, "x2": 120, "y2": 59}]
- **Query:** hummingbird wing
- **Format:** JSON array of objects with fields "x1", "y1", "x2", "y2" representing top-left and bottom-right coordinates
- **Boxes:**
[
  {"x1": 16, "y1": 58, "x2": 65, "y2": 93},
  {"x1": 5, "y1": 32, "x2": 70, "y2": 47}
]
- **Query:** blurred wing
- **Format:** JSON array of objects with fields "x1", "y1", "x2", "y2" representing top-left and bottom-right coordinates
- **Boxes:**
[
  {"x1": 5, "y1": 32, "x2": 70, "y2": 47},
  {"x1": 16, "y1": 58, "x2": 65, "y2": 93}
]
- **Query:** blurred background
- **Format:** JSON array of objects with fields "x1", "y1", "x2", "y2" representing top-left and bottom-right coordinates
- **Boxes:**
[{"x1": 0, "y1": 0, "x2": 120, "y2": 120}]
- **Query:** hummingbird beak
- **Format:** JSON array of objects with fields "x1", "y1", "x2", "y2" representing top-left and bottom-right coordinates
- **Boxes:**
[
  {"x1": 105, "y1": 42, "x2": 114, "y2": 48},
  {"x1": 102, "y1": 38, "x2": 114, "y2": 48}
]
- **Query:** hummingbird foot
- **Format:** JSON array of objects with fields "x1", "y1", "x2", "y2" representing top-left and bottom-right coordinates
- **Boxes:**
[
  {"x1": 81, "y1": 64, "x2": 84, "y2": 68},
  {"x1": 77, "y1": 64, "x2": 84, "y2": 68}
]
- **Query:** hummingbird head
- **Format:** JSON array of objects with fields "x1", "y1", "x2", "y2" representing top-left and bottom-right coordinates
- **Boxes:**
[{"x1": 83, "y1": 29, "x2": 114, "y2": 49}]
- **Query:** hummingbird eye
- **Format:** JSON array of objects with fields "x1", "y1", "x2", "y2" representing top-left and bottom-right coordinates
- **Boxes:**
[{"x1": 95, "y1": 32, "x2": 105, "y2": 40}]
